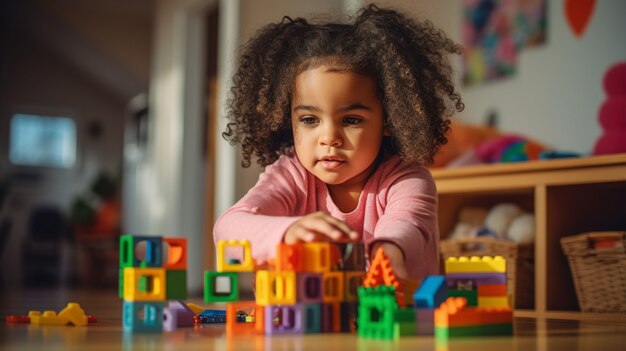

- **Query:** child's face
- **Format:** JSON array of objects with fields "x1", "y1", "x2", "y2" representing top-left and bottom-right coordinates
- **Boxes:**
[{"x1": 291, "y1": 65, "x2": 386, "y2": 188}]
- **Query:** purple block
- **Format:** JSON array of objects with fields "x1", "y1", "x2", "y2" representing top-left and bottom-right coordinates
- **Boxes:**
[
  {"x1": 445, "y1": 272, "x2": 507, "y2": 289},
  {"x1": 415, "y1": 309, "x2": 434, "y2": 335},
  {"x1": 264, "y1": 304, "x2": 304, "y2": 335},
  {"x1": 297, "y1": 273, "x2": 323, "y2": 303},
  {"x1": 163, "y1": 300, "x2": 195, "y2": 331}
]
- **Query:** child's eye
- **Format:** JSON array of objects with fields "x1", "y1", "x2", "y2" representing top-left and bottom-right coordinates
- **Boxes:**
[
  {"x1": 299, "y1": 116, "x2": 319, "y2": 126},
  {"x1": 343, "y1": 116, "x2": 363, "y2": 126}
]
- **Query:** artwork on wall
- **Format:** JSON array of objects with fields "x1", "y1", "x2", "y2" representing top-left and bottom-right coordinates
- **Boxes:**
[{"x1": 462, "y1": 0, "x2": 547, "y2": 86}]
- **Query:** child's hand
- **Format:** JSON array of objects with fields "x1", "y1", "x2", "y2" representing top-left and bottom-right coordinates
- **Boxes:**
[
  {"x1": 371, "y1": 241, "x2": 408, "y2": 279},
  {"x1": 284, "y1": 211, "x2": 360, "y2": 244}
]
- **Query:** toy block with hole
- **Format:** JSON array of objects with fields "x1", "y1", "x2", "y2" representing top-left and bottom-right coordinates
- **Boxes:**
[
  {"x1": 336, "y1": 242, "x2": 366, "y2": 270},
  {"x1": 255, "y1": 270, "x2": 296, "y2": 306},
  {"x1": 303, "y1": 303, "x2": 322, "y2": 333},
  {"x1": 123, "y1": 267, "x2": 166, "y2": 301},
  {"x1": 217, "y1": 240, "x2": 254, "y2": 272},
  {"x1": 204, "y1": 271, "x2": 238, "y2": 303},
  {"x1": 302, "y1": 242, "x2": 332, "y2": 272},
  {"x1": 276, "y1": 243, "x2": 304, "y2": 272},
  {"x1": 414, "y1": 275, "x2": 448, "y2": 309},
  {"x1": 119, "y1": 234, "x2": 163, "y2": 268},
  {"x1": 163, "y1": 238, "x2": 187, "y2": 270},
  {"x1": 434, "y1": 297, "x2": 513, "y2": 328},
  {"x1": 445, "y1": 256, "x2": 506, "y2": 274},
  {"x1": 165, "y1": 269, "x2": 187, "y2": 300},
  {"x1": 123, "y1": 301, "x2": 164, "y2": 333},
  {"x1": 321, "y1": 302, "x2": 342, "y2": 333},
  {"x1": 344, "y1": 271, "x2": 365, "y2": 302},
  {"x1": 296, "y1": 273, "x2": 323, "y2": 303},
  {"x1": 357, "y1": 285, "x2": 398, "y2": 340},
  {"x1": 477, "y1": 284, "x2": 507, "y2": 297},
  {"x1": 226, "y1": 301, "x2": 257, "y2": 336},
  {"x1": 264, "y1": 304, "x2": 305, "y2": 335},
  {"x1": 322, "y1": 271, "x2": 344, "y2": 303}
]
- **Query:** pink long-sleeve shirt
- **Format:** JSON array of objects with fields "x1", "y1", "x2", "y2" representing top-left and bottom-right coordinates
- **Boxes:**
[{"x1": 213, "y1": 153, "x2": 439, "y2": 280}]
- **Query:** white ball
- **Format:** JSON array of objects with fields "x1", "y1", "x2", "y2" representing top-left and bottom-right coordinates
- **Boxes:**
[
  {"x1": 507, "y1": 213, "x2": 535, "y2": 243},
  {"x1": 484, "y1": 203, "x2": 523, "y2": 239}
]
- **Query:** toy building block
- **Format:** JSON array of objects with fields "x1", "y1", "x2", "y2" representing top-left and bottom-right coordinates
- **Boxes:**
[
  {"x1": 29, "y1": 311, "x2": 69, "y2": 325},
  {"x1": 163, "y1": 238, "x2": 187, "y2": 270},
  {"x1": 204, "y1": 271, "x2": 239, "y2": 303},
  {"x1": 414, "y1": 275, "x2": 448, "y2": 309},
  {"x1": 303, "y1": 303, "x2": 322, "y2": 333},
  {"x1": 264, "y1": 304, "x2": 305, "y2": 335},
  {"x1": 357, "y1": 285, "x2": 398, "y2": 340},
  {"x1": 449, "y1": 289, "x2": 478, "y2": 306},
  {"x1": 163, "y1": 300, "x2": 195, "y2": 331},
  {"x1": 340, "y1": 302, "x2": 359, "y2": 333},
  {"x1": 446, "y1": 272, "x2": 507, "y2": 288},
  {"x1": 344, "y1": 271, "x2": 365, "y2": 302},
  {"x1": 478, "y1": 296, "x2": 510, "y2": 308},
  {"x1": 296, "y1": 273, "x2": 323, "y2": 303},
  {"x1": 276, "y1": 243, "x2": 304, "y2": 272},
  {"x1": 119, "y1": 234, "x2": 163, "y2": 268},
  {"x1": 363, "y1": 247, "x2": 405, "y2": 306},
  {"x1": 255, "y1": 270, "x2": 296, "y2": 306},
  {"x1": 394, "y1": 308, "x2": 416, "y2": 336},
  {"x1": 58, "y1": 303, "x2": 88, "y2": 326},
  {"x1": 123, "y1": 301, "x2": 164, "y2": 333},
  {"x1": 321, "y1": 302, "x2": 342, "y2": 333},
  {"x1": 196, "y1": 309, "x2": 226, "y2": 324},
  {"x1": 444, "y1": 256, "x2": 506, "y2": 274},
  {"x1": 415, "y1": 309, "x2": 435, "y2": 335},
  {"x1": 335, "y1": 242, "x2": 366, "y2": 271},
  {"x1": 187, "y1": 303, "x2": 205, "y2": 315},
  {"x1": 399, "y1": 278, "x2": 422, "y2": 307},
  {"x1": 322, "y1": 272, "x2": 344, "y2": 303},
  {"x1": 435, "y1": 323, "x2": 513, "y2": 341},
  {"x1": 123, "y1": 268, "x2": 166, "y2": 301},
  {"x1": 217, "y1": 240, "x2": 254, "y2": 272},
  {"x1": 477, "y1": 284, "x2": 507, "y2": 297},
  {"x1": 166, "y1": 270, "x2": 187, "y2": 300},
  {"x1": 434, "y1": 297, "x2": 513, "y2": 329},
  {"x1": 302, "y1": 242, "x2": 333, "y2": 272},
  {"x1": 225, "y1": 301, "x2": 257, "y2": 336}
]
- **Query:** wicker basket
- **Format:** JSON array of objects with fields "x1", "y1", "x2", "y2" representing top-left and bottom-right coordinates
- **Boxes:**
[
  {"x1": 561, "y1": 232, "x2": 626, "y2": 313},
  {"x1": 440, "y1": 237, "x2": 535, "y2": 309}
]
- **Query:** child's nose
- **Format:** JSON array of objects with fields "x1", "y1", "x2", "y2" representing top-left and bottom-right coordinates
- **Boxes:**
[{"x1": 320, "y1": 125, "x2": 342, "y2": 147}]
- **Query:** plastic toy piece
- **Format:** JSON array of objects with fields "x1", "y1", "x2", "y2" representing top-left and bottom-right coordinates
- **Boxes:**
[
  {"x1": 29, "y1": 311, "x2": 69, "y2": 325},
  {"x1": 123, "y1": 301, "x2": 164, "y2": 333},
  {"x1": 449, "y1": 289, "x2": 478, "y2": 306},
  {"x1": 303, "y1": 303, "x2": 322, "y2": 333},
  {"x1": 255, "y1": 270, "x2": 296, "y2": 306},
  {"x1": 477, "y1": 284, "x2": 507, "y2": 297},
  {"x1": 321, "y1": 302, "x2": 342, "y2": 333},
  {"x1": 217, "y1": 240, "x2": 254, "y2": 272},
  {"x1": 363, "y1": 247, "x2": 405, "y2": 306},
  {"x1": 119, "y1": 234, "x2": 163, "y2": 268},
  {"x1": 5, "y1": 315, "x2": 30, "y2": 323},
  {"x1": 446, "y1": 272, "x2": 507, "y2": 288},
  {"x1": 394, "y1": 308, "x2": 416, "y2": 336},
  {"x1": 196, "y1": 309, "x2": 226, "y2": 324},
  {"x1": 415, "y1": 309, "x2": 435, "y2": 335},
  {"x1": 478, "y1": 296, "x2": 510, "y2": 308},
  {"x1": 435, "y1": 323, "x2": 513, "y2": 341},
  {"x1": 225, "y1": 301, "x2": 257, "y2": 336},
  {"x1": 434, "y1": 297, "x2": 513, "y2": 328},
  {"x1": 336, "y1": 242, "x2": 366, "y2": 271},
  {"x1": 163, "y1": 238, "x2": 188, "y2": 270},
  {"x1": 57, "y1": 303, "x2": 88, "y2": 326},
  {"x1": 445, "y1": 256, "x2": 506, "y2": 274},
  {"x1": 204, "y1": 271, "x2": 239, "y2": 303},
  {"x1": 296, "y1": 273, "x2": 323, "y2": 303},
  {"x1": 414, "y1": 275, "x2": 448, "y2": 309},
  {"x1": 302, "y1": 242, "x2": 332, "y2": 272},
  {"x1": 166, "y1": 269, "x2": 187, "y2": 300},
  {"x1": 123, "y1": 267, "x2": 166, "y2": 301},
  {"x1": 322, "y1": 272, "x2": 344, "y2": 303},
  {"x1": 163, "y1": 300, "x2": 195, "y2": 332},
  {"x1": 264, "y1": 304, "x2": 305, "y2": 335},
  {"x1": 276, "y1": 243, "x2": 304, "y2": 272},
  {"x1": 186, "y1": 303, "x2": 204, "y2": 315},
  {"x1": 344, "y1": 271, "x2": 365, "y2": 302},
  {"x1": 340, "y1": 302, "x2": 359, "y2": 333},
  {"x1": 357, "y1": 285, "x2": 398, "y2": 340}
]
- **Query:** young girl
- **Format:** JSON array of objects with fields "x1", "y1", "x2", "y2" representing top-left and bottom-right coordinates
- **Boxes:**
[{"x1": 214, "y1": 5, "x2": 464, "y2": 280}]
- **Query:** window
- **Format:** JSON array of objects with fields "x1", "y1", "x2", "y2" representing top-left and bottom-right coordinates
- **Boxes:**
[{"x1": 9, "y1": 113, "x2": 77, "y2": 168}]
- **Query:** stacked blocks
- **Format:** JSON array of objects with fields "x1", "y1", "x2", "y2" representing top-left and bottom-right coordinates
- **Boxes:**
[
  {"x1": 206, "y1": 240, "x2": 365, "y2": 336},
  {"x1": 445, "y1": 256, "x2": 509, "y2": 308},
  {"x1": 119, "y1": 234, "x2": 188, "y2": 332},
  {"x1": 413, "y1": 275, "x2": 447, "y2": 335},
  {"x1": 434, "y1": 297, "x2": 513, "y2": 341}
]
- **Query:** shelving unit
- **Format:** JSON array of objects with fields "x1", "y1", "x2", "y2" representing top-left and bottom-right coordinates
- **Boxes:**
[{"x1": 431, "y1": 153, "x2": 626, "y2": 321}]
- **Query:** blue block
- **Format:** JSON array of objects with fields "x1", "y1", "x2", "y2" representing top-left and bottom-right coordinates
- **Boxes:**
[
  {"x1": 303, "y1": 304, "x2": 321, "y2": 333},
  {"x1": 414, "y1": 275, "x2": 448, "y2": 308},
  {"x1": 198, "y1": 309, "x2": 226, "y2": 324},
  {"x1": 123, "y1": 301, "x2": 164, "y2": 333},
  {"x1": 120, "y1": 234, "x2": 163, "y2": 268}
]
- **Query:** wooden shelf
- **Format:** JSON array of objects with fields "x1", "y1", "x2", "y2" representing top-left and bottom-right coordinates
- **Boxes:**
[{"x1": 432, "y1": 153, "x2": 626, "y2": 321}]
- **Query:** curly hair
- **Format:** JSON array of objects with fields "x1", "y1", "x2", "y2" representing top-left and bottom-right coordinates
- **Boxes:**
[{"x1": 223, "y1": 4, "x2": 464, "y2": 167}]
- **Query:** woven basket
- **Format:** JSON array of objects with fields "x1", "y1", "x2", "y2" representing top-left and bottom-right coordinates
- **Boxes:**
[
  {"x1": 561, "y1": 232, "x2": 626, "y2": 313},
  {"x1": 440, "y1": 237, "x2": 535, "y2": 309}
]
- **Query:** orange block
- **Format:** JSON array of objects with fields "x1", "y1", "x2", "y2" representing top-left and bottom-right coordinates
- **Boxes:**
[
  {"x1": 163, "y1": 238, "x2": 187, "y2": 270},
  {"x1": 276, "y1": 243, "x2": 304, "y2": 272},
  {"x1": 477, "y1": 284, "x2": 507, "y2": 297},
  {"x1": 363, "y1": 247, "x2": 405, "y2": 306},
  {"x1": 226, "y1": 301, "x2": 257, "y2": 337},
  {"x1": 435, "y1": 297, "x2": 513, "y2": 328}
]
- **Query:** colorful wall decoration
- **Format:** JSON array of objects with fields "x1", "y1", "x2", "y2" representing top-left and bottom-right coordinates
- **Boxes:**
[{"x1": 462, "y1": 0, "x2": 547, "y2": 86}]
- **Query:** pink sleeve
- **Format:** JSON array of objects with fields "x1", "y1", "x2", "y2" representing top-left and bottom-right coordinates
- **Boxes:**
[
  {"x1": 372, "y1": 165, "x2": 439, "y2": 279},
  {"x1": 213, "y1": 156, "x2": 304, "y2": 263}
]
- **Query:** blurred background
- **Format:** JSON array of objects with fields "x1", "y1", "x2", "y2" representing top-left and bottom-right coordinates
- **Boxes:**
[{"x1": 0, "y1": 0, "x2": 624, "y2": 295}]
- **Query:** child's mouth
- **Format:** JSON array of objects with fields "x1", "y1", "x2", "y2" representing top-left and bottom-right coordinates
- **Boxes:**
[{"x1": 319, "y1": 158, "x2": 345, "y2": 170}]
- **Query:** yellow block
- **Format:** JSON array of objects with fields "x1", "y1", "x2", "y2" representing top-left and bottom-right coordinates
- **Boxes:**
[
  {"x1": 445, "y1": 256, "x2": 506, "y2": 273},
  {"x1": 255, "y1": 270, "x2": 296, "y2": 306},
  {"x1": 217, "y1": 240, "x2": 254, "y2": 272},
  {"x1": 58, "y1": 303, "x2": 88, "y2": 326},
  {"x1": 302, "y1": 242, "x2": 332, "y2": 272},
  {"x1": 29, "y1": 311, "x2": 69, "y2": 325},
  {"x1": 478, "y1": 296, "x2": 510, "y2": 308},
  {"x1": 123, "y1": 267, "x2": 166, "y2": 301}
]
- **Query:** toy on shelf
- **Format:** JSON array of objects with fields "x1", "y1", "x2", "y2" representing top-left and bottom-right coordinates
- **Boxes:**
[
  {"x1": 449, "y1": 203, "x2": 535, "y2": 244},
  {"x1": 593, "y1": 61, "x2": 626, "y2": 155}
]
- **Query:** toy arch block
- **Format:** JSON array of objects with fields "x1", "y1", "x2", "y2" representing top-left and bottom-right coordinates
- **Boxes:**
[
  {"x1": 255, "y1": 270, "x2": 296, "y2": 306},
  {"x1": 123, "y1": 301, "x2": 164, "y2": 333},
  {"x1": 163, "y1": 238, "x2": 187, "y2": 270},
  {"x1": 225, "y1": 301, "x2": 257, "y2": 337},
  {"x1": 322, "y1": 272, "x2": 344, "y2": 303},
  {"x1": 444, "y1": 256, "x2": 506, "y2": 274},
  {"x1": 123, "y1": 267, "x2": 166, "y2": 301},
  {"x1": 204, "y1": 271, "x2": 239, "y2": 303},
  {"x1": 276, "y1": 243, "x2": 304, "y2": 272},
  {"x1": 120, "y1": 234, "x2": 163, "y2": 268},
  {"x1": 264, "y1": 304, "x2": 305, "y2": 335},
  {"x1": 296, "y1": 273, "x2": 323, "y2": 303},
  {"x1": 302, "y1": 242, "x2": 332, "y2": 272},
  {"x1": 217, "y1": 240, "x2": 254, "y2": 272}
]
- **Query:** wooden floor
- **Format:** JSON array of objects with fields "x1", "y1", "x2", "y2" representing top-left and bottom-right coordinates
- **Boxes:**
[{"x1": 2, "y1": 289, "x2": 626, "y2": 351}]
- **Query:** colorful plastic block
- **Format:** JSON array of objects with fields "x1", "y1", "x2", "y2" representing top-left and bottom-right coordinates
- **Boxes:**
[
  {"x1": 303, "y1": 303, "x2": 322, "y2": 333},
  {"x1": 276, "y1": 243, "x2": 304, "y2": 272},
  {"x1": 414, "y1": 275, "x2": 448, "y2": 309},
  {"x1": 449, "y1": 289, "x2": 478, "y2": 306},
  {"x1": 435, "y1": 323, "x2": 513, "y2": 341},
  {"x1": 225, "y1": 301, "x2": 257, "y2": 336},
  {"x1": 434, "y1": 297, "x2": 513, "y2": 328},
  {"x1": 123, "y1": 267, "x2": 166, "y2": 301},
  {"x1": 29, "y1": 311, "x2": 69, "y2": 325},
  {"x1": 321, "y1": 302, "x2": 341, "y2": 333},
  {"x1": 166, "y1": 269, "x2": 187, "y2": 300},
  {"x1": 477, "y1": 284, "x2": 507, "y2": 297},
  {"x1": 123, "y1": 301, "x2": 164, "y2": 333},
  {"x1": 446, "y1": 272, "x2": 507, "y2": 288},
  {"x1": 58, "y1": 303, "x2": 88, "y2": 326},
  {"x1": 340, "y1": 302, "x2": 359, "y2": 333},
  {"x1": 163, "y1": 300, "x2": 195, "y2": 331},
  {"x1": 302, "y1": 242, "x2": 332, "y2": 272},
  {"x1": 363, "y1": 248, "x2": 404, "y2": 306},
  {"x1": 204, "y1": 271, "x2": 238, "y2": 303},
  {"x1": 335, "y1": 242, "x2": 366, "y2": 271},
  {"x1": 344, "y1": 271, "x2": 365, "y2": 302},
  {"x1": 322, "y1": 272, "x2": 344, "y2": 303},
  {"x1": 255, "y1": 270, "x2": 296, "y2": 306},
  {"x1": 296, "y1": 273, "x2": 323, "y2": 303},
  {"x1": 357, "y1": 286, "x2": 398, "y2": 339},
  {"x1": 478, "y1": 296, "x2": 510, "y2": 308},
  {"x1": 187, "y1": 303, "x2": 204, "y2": 315},
  {"x1": 163, "y1": 238, "x2": 187, "y2": 270},
  {"x1": 394, "y1": 308, "x2": 416, "y2": 336},
  {"x1": 119, "y1": 234, "x2": 163, "y2": 268},
  {"x1": 264, "y1": 304, "x2": 304, "y2": 335},
  {"x1": 415, "y1": 309, "x2": 434, "y2": 335},
  {"x1": 217, "y1": 240, "x2": 254, "y2": 272},
  {"x1": 445, "y1": 256, "x2": 506, "y2": 274}
]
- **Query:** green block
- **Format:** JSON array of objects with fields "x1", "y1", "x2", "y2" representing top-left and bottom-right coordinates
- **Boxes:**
[
  {"x1": 435, "y1": 322, "x2": 513, "y2": 342},
  {"x1": 449, "y1": 289, "x2": 478, "y2": 306},
  {"x1": 166, "y1": 269, "x2": 187, "y2": 300},
  {"x1": 357, "y1": 286, "x2": 398, "y2": 340},
  {"x1": 204, "y1": 271, "x2": 238, "y2": 303},
  {"x1": 119, "y1": 234, "x2": 135, "y2": 268},
  {"x1": 394, "y1": 308, "x2": 416, "y2": 336}
]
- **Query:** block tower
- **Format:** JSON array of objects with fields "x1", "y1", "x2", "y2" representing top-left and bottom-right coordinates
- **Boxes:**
[{"x1": 119, "y1": 234, "x2": 189, "y2": 332}]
